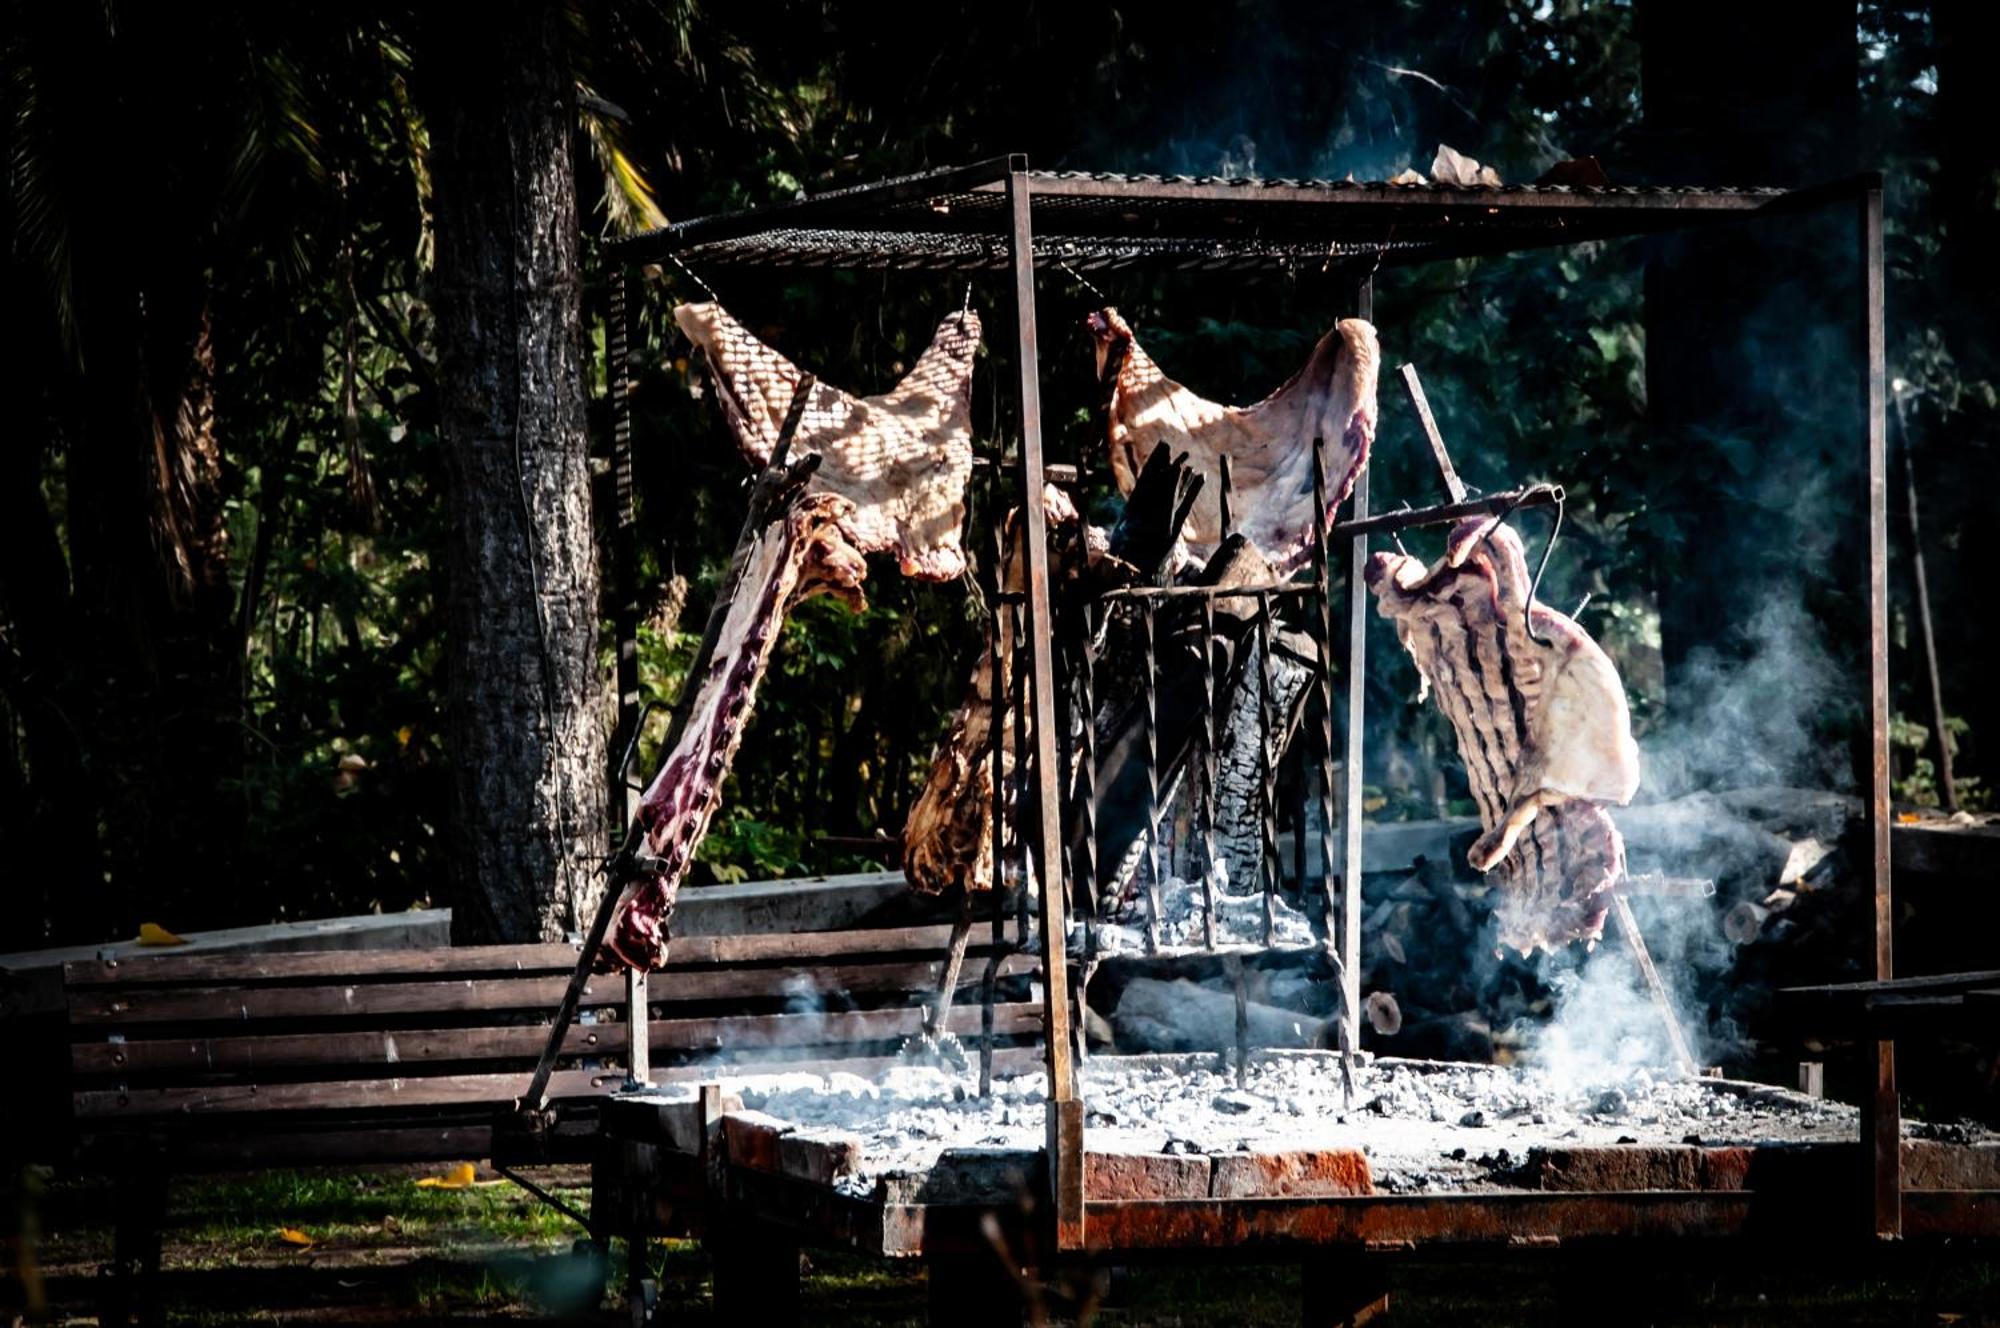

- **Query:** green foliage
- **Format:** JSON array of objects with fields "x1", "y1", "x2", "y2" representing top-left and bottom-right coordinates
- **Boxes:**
[{"x1": 3, "y1": 0, "x2": 1992, "y2": 938}]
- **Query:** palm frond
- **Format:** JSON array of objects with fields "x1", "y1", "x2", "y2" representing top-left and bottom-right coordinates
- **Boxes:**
[{"x1": 578, "y1": 84, "x2": 667, "y2": 237}]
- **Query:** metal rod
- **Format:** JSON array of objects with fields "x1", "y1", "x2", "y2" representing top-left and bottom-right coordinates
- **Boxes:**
[
  {"x1": 982, "y1": 541, "x2": 1007, "y2": 1099},
  {"x1": 1141, "y1": 603, "x2": 1164, "y2": 953},
  {"x1": 1311, "y1": 435, "x2": 1353, "y2": 1097},
  {"x1": 1076, "y1": 603, "x2": 1099, "y2": 918},
  {"x1": 495, "y1": 1163, "x2": 594, "y2": 1235},
  {"x1": 1218, "y1": 456, "x2": 1235, "y2": 541},
  {"x1": 1199, "y1": 596, "x2": 1221, "y2": 950},
  {"x1": 1399, "y1": 363, "x2": 1467, "y2": 504},
  {"x1": 1860, "y1": 181, "x2": 1900, "y2": 1240},
  {"x1": 1008, "y1": 157, "x2": 1083, "y2": 1252},
  {"x1": 1098, "y1": 580, "x2": 1321, "y2": 602},
  {"x1": 1231, "y1": 955, "x2": 1251, "y2": 1091},
  {"x1": 608, "y1": 264, "x2": 643, "y2": 828},
  {"x1": 1256, "y1": 591, "x2": 1278, "y2": 949},
  {"x1": 1329, "y1": 485, "x2": 1559, "y2": 540},
  {"x1": 1339, "y1": 276, "x2": 1372, "y2": 1057},
  {"x1": 1609, "y1": 891, "x2": 1696, "y2": 1078},
  {"x1": 624, "y1": 966, "x2": 651, "y2": 1088},
  {"x1": 520, "y1": 375, "x2": 817, "y2": 1116},
  {"x1": 1894, "y1": 395, "x2": 1958, "y2": 812},
  {"x1": 1011, "y1": 602, "x2": 1031, "y2": 945}
]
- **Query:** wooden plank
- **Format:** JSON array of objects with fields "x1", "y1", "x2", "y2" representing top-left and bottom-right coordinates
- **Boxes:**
[
  {"x1": 76, "y1": 1003, "x2": 1046, "y2": 1076},
  {"x1": 652, "y1": 1044, "x2": 1046, "y2": 1091},
  {"x1": 666, "y1": 921, "x2": 1017, "y2": 967},
  {"x1": 4, "y1": 910, "x2": 455, "y2": 982},
  {"x1": 81, "y1": 1046, "x2": 1051, "y2": 1121},
  {"x1": 68, "y1": 954, "x2": 1039, "y2": 1026},
  {"x1": 76, "y1": 1068, "x2": 618, "y2": 1119},
  {"x1": 67, "y1": 974, "x2": 602, "y2": 1025},
  {"x1": 63, "y1": 942, "x2": 577, "y2": 988}
]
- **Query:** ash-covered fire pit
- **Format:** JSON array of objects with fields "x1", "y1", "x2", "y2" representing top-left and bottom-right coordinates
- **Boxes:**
[{"x1": 620, "y1": 1052, "x2": 1993, "y2": 1210}]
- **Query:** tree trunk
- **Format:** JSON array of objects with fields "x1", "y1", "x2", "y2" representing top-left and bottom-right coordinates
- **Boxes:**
[{"x1": 425, "y1": 4, "x2": 607, "y2": 943}]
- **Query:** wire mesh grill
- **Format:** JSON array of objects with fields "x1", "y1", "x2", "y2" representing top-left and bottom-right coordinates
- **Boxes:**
[{"x1": 613, "y1": 165, "x2": 1791, "y2": 273}]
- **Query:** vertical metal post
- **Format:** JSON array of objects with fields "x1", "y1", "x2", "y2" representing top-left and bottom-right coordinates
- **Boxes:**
[
  {"x1": 608, "y1": 263, "x2": 642, "y2": 828},
  {"x1": 608, "y1": 262, "x2": 649, "y2": 1089},
  {"x1": 1076, "y1": 605, "x2": 1099, "y2": 919},
  {"x1": 1005, "y1": 156, "x2": 1083, "y2": 1250},
  {"x1": 1895, "y1": 397, "x2": 1958, "y2": 812},
  {"x1": 625, "y1": 967, "x2": 651, "y2": 1088},
  {"x1": 1256, "y1": 591, "x2": 1278, "y2": 948},
  {"x1": 1860, "y1": 180, "x2": 1900, "y2": 1240},
  {"x1": 1199, "y1": 596, "x2": 1221, "y2": 949},
  {"x1": 1140, "y1": 604, "x2": 1163, "y2": 952},
  {"x1": 1338, "y1": 278, "x2": 1373, "y2": 1054},
  {"x1": 983, "y1": 547, "x2": 1007, "y2": 1099}
]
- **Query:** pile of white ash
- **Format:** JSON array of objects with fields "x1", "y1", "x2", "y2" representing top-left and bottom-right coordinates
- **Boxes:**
[{"x1": 700, "y1": 1051, "x2": 1973, "y2": 1196}]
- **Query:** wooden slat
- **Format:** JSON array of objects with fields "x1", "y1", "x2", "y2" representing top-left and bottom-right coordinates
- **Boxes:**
[
  {"x1": 68, "y1": 954, "x2": 1038, "y2": 1027},
  {"x1": 648, "y1": 1044, "x2": 1047, "y2": 1088},
  {"x1": 77, "y1": 1068, "x2": 616, "y2": 1119},
  {"x1": 666, "y1": 921, "x2": 1018, "y2": 967},
  {"x1": 67, "y1": 975, "x2": 600, "y2": 1025},
  {"x1": 75, "y1": 1003, "x2": 1047, "y2": 1076},
  {"x1": 62, "y1": 943, "x2": 578, "y2": 988},
  {"x1": 81, "y1": 1043, "x2": 1051, "y2": 1121}
]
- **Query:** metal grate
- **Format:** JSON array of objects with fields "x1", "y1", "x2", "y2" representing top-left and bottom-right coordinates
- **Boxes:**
[{"x1": 611, "y1": 158, "x2": 1807, "y2": 273}]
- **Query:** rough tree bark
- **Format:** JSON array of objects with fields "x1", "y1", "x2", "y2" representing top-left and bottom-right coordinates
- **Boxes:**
[{"x1": 426, "y1": 5, "x2": 607, "y2": 943}]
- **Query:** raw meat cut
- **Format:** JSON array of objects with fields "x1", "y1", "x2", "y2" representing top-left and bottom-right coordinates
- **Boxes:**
[
  {"x1": 901, "y1": 487, "x2": 1081, "y2": 897},
  {"x1": 673, "y1": 301, "x2": 978, "y2": 581},
  {"x1": 608, "y1": 485, "x2": 867, "y2": 969},
  {"x1": 1365, "y1": 516, "x2": 1640, "y2": 953},
  {"x1": 1088, "y1": 307, "x2": 1380, "y2": 573}
]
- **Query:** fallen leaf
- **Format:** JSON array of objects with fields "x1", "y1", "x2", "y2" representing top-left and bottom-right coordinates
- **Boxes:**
[
  {"x1": 1430, "y1": 144, "x2": 1502, "y2": 188},
  {"x1": 137, "y1": 922, "x2": 189, "y2": 947},
  {"x1": 1896, "y1": 812, "x2": 1921, "y2": 824},
  {"x1": 415, "y1": 1161, "x2": 478, "y2": 1190},
  {"x1": 1363, "y1": 795, "x2": 1388, "y2": 813},
  {"x1": 277, "y1": 1227, "x2": 316, "y2": 1249}
]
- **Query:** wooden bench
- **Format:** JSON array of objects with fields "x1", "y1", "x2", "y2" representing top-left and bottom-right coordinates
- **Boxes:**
[{"x1": 61, "y1": 916, "x2": 1041, "y2": 1322}]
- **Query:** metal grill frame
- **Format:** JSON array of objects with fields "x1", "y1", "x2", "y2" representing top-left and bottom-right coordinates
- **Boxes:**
[{"x1": 600, "y1": 154, "x2": 1896, "y2": 1249}]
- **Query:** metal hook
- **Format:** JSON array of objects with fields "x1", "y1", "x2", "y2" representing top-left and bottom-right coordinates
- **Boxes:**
[
  {"x1": 1057, "y1": 256, "x2": 1110, "y2": 305},
  {"x1": 1522, "y1": 487, "x2": 1566, "y2": 646},
  {"x1": 665, "y1": 251, "x2": 718, "y2": 302}
]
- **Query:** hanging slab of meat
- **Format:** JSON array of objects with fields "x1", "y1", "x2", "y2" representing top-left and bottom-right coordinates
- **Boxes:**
[
  {"x1": 901, "y1": 487, "x2": 1084, "y2": 897},
  {"x1": 1087, "y1": 307, "x2": 1380, "y2": 573},
  {"x1": 1365, "y1": 517, "x2": 1641, "y2": 954},
  {"x1": 673, "y1": 301, "x2": 978, "y2": 581},
  {"x1": 607, "y1": 484, "x2": 867, "y2": 970}
]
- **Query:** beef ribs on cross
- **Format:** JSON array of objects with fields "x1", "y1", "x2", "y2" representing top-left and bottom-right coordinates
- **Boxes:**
[
  {"x1": 673, "y1": 301, "x2": 978, "y2": 581},
  {"x1": 1366, "y1": 516, "x2": 1641, "y2": 954},
  {"x1": 606, "y1": 304, "x2": 980, "y2": 971}
]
